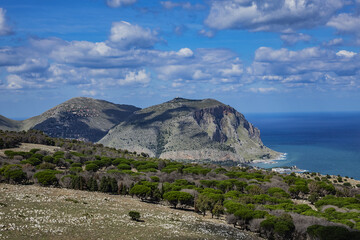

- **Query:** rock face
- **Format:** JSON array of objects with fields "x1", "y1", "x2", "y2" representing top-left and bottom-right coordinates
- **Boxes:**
[
  {"x1": 0, "y1": 97, "x2": 140, "y2": 142},
  {"x1": 99, "y1": 98, "x2": 278, "y2": 162}
]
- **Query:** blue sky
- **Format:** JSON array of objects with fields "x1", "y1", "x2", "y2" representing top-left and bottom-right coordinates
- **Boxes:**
[{"x1": 0, "y1": 0, "x2": 360, "y2": 118}]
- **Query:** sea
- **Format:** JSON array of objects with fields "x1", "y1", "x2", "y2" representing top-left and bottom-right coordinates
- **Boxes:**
[{"x1": 245, "y1": 112, "x2": 360, "y2": 180}]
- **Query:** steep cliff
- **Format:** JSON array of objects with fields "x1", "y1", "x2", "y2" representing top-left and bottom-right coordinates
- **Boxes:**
[{"x1": 99, "y1": 98, "x2": 278, "y2": 162}]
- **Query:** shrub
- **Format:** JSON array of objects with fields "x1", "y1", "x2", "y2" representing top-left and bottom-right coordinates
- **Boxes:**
[
  {"x1": 85, "y1": 163, "x2": 99, "y2": 172},
  {"x1": 0, "y1": 164, "x2": 27, "y2": 183},
  {"x1": 34, "y1": 169, "x2": 61, "y2": 186},
  {"x1": 129, "y1": 211, "x2": 140, "y2": 221},
  {"x1": 43, "y1": 155, "x2": 54, "y2": 163},
  {"x1": 150, "y1": 176, "x2": 160, "y2": 182},
  {"x1": 37, "y1": 162, "x2": 56, "y2": 170},
  {"x1": 307, "y1": 224, "x2": 360, "y2": 240},
  {"x1": 117, "y1": 163, "x2": 131, "y2": 170}
]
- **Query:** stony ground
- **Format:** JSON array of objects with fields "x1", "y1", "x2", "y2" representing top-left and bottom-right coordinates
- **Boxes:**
[{"x1": 0, "y1": 183, "x2": 260, "y2": 240}]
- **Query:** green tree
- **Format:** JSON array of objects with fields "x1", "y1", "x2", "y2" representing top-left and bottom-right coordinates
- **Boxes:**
[
  {"x1": 129, "y1": 185, "x2": 151, "y2": 201},
  {"x1": 163, "y1": 191, "x2": 194, "y2": 209}
]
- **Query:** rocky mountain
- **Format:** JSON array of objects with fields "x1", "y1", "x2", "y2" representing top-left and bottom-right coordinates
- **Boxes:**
[
  {"x1": 0, "y1": 97, "x2": 140, "y2": 142},
  {"x1": 99, "y1": 97, "x2": 278, "y2": 162}
]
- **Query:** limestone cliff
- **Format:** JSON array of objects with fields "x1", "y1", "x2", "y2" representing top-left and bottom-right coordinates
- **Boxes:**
[{"x1": 99, "y1": 98, "x2": 278, "y2": 162}]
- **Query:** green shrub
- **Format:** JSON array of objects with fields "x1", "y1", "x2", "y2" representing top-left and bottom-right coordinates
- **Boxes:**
[
  {"x1": 150, "y1": 176, "x2": 160, "y2": 182},
  {"x1": 43, "y1": 155, "x2": 54, "y2": 163},
  {"x1": 0, "y1": 164, "x2": 26, "y2": 183},
  {"x1": 129, "y1": 211, "x2": 140, "y2": 221},
  {"x1": 34, "y1": 169, "x2": 61, "y2": 186},
  {"x1": 71, "y1": 162, "x2": 82, "y2": 168},
  {"x1": 307, "y1": 225, "x2": 360, "y2": 240},
  {"x1": 85, "y1": 163, "x2": 99, "y2": 172},
  {"x1": 117, "y1": 163, "x2": 131, "y2": 170},
  {"x1": 37, "y1": 162, "x2": 56, "y2": 170},
  {"x1": 69, "y1": 167, "x2": 83, "y2": 173}
]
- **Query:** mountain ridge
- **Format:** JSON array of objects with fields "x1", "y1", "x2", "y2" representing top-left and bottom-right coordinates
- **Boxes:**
[{"x1": 0, "y1": 97, "x2": 279, "y2": 163}]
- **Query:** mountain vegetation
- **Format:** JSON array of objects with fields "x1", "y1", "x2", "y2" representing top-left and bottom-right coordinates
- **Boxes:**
[{"x1": 0, "y1": 130, "x2": 359, "y2": 240}]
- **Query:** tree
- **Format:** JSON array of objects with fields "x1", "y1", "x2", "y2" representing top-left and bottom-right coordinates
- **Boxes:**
[
  {"x1": 163, "y1": 191, "x2": 194, "y2": 209},
  {"x1": 129, "y1": 185, "x2": 151, "y2": 201},
  {"x1": 129, "y1": 211, "x2": 140, "y2": 221},
  {"x1": 212, "y1": 201, "x2": 224, "y2": 219}
]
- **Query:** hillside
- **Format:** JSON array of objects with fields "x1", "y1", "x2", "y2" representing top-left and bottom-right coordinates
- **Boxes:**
[
  {"x1": 0, "y1": 115, "x2": 21, "y2": 131},
  {"x1": 0, "y1": 97, "x2": 140, "y2": 142},
  {"x1": 100, "y1": 97, "x2": 278, "y2": 162},
  {"x1": 0, "y1": 132, "x2": 359, "y2": 240},
  {"x1": 0, "y1": 183, "x2": 259, "y2": 240}
]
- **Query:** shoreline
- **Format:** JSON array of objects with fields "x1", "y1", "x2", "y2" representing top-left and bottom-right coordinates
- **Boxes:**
[{"x1": 251, "y1": 152, "x2": 287, "y2": 164}]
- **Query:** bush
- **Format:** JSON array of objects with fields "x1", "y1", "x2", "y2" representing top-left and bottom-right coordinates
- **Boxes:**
[
  {"x1": 307, "y1": 224, "x2": 360, "y2": 240},
  {"x1": 0, "y1": 164, "x2": 27, "y2": 183},
  {"x1": 85, "y1": 163, "x2": 99, "y2": 172},
  {"x1": 34, "y1": 169, "x2": 61, "y2": 186},
  {"x1": 117, "y1": 163, "x2": 131, "y2": 170},
  {"x1": 129, "y1": 211, "x2": 140, "y2": 221},
  {"x1": 129, "y1": 185, "x2": 151, "y2": 200},
  {"x1": 37, "y1": 162, "x2": 56, "y2": 170}
]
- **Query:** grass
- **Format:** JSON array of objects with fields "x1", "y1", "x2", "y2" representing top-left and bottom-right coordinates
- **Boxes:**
[{"x1": 0, "y1": 183, "x2": 260, "y2": 240}]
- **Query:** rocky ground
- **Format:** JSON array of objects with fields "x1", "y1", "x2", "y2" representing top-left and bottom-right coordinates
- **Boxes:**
[{"x1": 0, "y1": 183, "x2": 261, "y2": 240}]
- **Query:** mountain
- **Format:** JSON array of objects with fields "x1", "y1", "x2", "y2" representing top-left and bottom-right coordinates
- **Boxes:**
[
  {"x1": 0, "y1": 97, "x2": 140, "y2": 142},
  {"x1": 99, "y1": 97, "x2": 278, "y2": 162},
  {"x1": 0, "y1": 115, "x2": 21, "y2": 131}
]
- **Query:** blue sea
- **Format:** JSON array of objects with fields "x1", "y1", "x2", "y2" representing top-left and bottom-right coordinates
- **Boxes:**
[{"x1": 245, "y1": 112, "x2": 360, "y2": 180}]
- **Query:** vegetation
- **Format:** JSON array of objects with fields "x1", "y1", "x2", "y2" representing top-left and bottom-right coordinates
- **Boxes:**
[
  {"x1": 128, "y1": 211, "x2": 141, "y2": 221},
  {"x1": 0, "y1": 130, "x2": 359, "y2": 240}
]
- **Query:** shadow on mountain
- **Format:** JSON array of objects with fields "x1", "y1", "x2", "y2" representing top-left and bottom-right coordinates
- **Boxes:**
[{"x1": 33, "y1": 117, "x2": 107, "y2": 142}]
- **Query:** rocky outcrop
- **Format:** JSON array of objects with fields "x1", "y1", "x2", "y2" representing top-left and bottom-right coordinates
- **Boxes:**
[{"x1": 100, "y1": 97, "x2": 278, "y2": 163}]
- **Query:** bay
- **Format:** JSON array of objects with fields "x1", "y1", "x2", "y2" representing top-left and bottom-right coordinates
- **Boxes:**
[{"x1": 246, "y1": 112, "x2": 360, "y2": 179}]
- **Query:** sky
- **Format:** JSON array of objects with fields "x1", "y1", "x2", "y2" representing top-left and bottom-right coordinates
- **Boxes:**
[{"x1": 0, "y1": 0, "x2": 360, "y2": 118}]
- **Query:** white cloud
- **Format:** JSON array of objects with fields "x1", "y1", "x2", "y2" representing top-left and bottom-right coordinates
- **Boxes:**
[
  {"x1": 7, "y1": 58, "x2": 48, "y2": 73},
  {"x1": 327, "y1": 13, "x2": 360, "y2": 34},
  {"x1": 176, "y1": 48, "x2": 193, "y2": 57},
  {"x1": 198, "y1": 29, "x2": 215, "y2": 38},
  {"x1": 160, "y1": 1, "x2": 204, "y2": 10},
  {"x1": 81, "y1": 90, "x2": 97, "y2": 96},
  {"x1": 249, "y1": 87, "x2": 278, "y2": 93},
  {"x1": 109, "y1": 21, "x2": 158, "y2": 49},
  {"x1": 106, "y1": 0, "x2": 137, "y2": 8},
  {"x1": 280, "y1": 33, "x2": 311, "y2": 45},
  {"x1": 336, "y1": 50, "x2": 357, "y2": 58},
  {"x1": 0, "y1": 8, "x2": 12, "y2": 36},
  {"x1": 118, "y1": 69, "x2": 151, "y2": 86},
  {"x1": 327, "y1": 13, "x2": 360, "y2": 44},
  {"x1": 323, "y1": 38, "x2": 344, "y2": 47},
  {"x1": 205, "y1": 0, "x2": 344, "y2": 32},
  {"x1": 252, "y1": 46, "x2": 360, "y2": 89}
]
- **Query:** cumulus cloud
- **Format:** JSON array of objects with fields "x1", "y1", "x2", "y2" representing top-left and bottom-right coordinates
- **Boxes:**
[
  {"x1": 327, "y1": 13, "x2": 360, "y2": 44},
  {"x1": 118, "y1": 69, "x2": 150, "y2": 86},
  {"x1": 109, "y1": 21, "x2": 158, "y2": 49},
  {"x1": 0, "y1": 8, "x2": 12, "y2": 36},
  {"x1": 106, "y1": 0, "x2": 137, "y2": 8},
  {"x1": 280, "y1": 33, "x2": 311, "y2": 45},
  {"x1": 205, "y1": 0, "x2": 344, "y2": 32},
  {"x1": 176, "y1": 48, "x2": 193, "y2": 57},
  {"x1": 253, "y1": 46, "x2": 360, "y2": 89}
]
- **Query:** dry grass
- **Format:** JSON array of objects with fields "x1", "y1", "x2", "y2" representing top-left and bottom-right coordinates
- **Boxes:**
[
  {"x1": 0, "y1": 183, "x2": 260, "y2": 240},
  {"x1": 0, "y1": 143, "x2": 60, "y2": 157}
]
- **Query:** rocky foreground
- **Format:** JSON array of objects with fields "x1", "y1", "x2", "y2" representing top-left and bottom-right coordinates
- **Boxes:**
[{"x1": 0, "y1": 183, "x2": 260, "y2": 240}]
